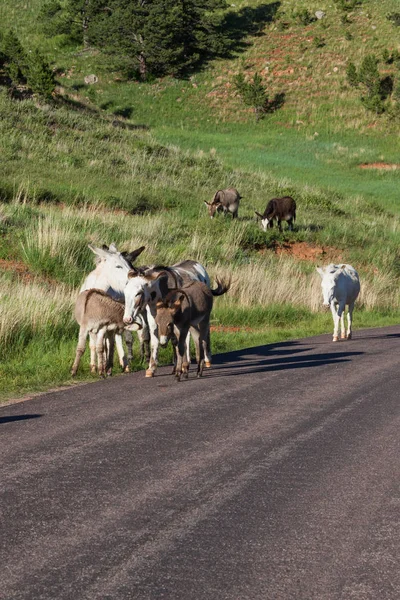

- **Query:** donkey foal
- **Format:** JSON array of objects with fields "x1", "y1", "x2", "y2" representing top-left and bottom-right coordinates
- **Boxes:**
[
  {"x1": 155, "y1": 278, "x2": 230, "y2": 381},
  {"x1": 71, "y1": 289, "x2": 141, "y2": 377}
]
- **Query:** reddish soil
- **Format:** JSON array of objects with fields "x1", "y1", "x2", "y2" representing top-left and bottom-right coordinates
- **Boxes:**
[
  {"x1": 210, "y1": 325, "x2": 253, "y2": 333},
  {"x1": 269, "y1": 241, "x2": 342, "y2": 262},
  {"x1": 359, "y1": 163, "x2": 400, "y2": 170},
  {"x1": 0, "y1": 260, "x2": 57, "y2": 285}
]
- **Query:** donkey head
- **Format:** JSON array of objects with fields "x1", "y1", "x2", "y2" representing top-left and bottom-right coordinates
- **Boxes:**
[
  {"x1": 254, "y1": 211, "x2": 271, "y2": 232},
  {"x1": 88, "y1": 243, "x2": 145, "y2": 294},
  {"x1": 204, "y1": 200, "x2": 221, "y2": 219},
  {"x1": 123, "y1": 270, "x2": 167, "y2": 324},
  {"x1": 316, "y1": 265, "x2": 344, "y2": 308},
  {"x1": 155, "y1": 293, "x2": 184, "y2": 347}
]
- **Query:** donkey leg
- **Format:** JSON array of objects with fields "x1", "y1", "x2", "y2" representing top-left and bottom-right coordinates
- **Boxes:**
[
  {"x1": 204, "y1": 326, "x2": 212, "y2": 368},
  {"x1": 89, "y1": 332, "x2": 97, "y2": 374},
  {"x1": 145, "y1": 310, "x2": 159, "y2": 377},
  {"x1": 330, "y1": 302, "x2": 340, "y2": 342},
  {"x1": 197, "y1": 323, "x2": 209, "y2": 378},
  {"x1": 340, "y1": 311, "x2": 346, "y2": 340},
  {"x1": 334, "y1": 302, "x2": 346, "y2": 342},
  {"x1": 71, "y1": 328, "x2": 88, "y2": 376},
  {"x1": 124, "y1": 330, "x2": 133, "y2": 363},
  {"x1": 105, "y1": 332, "x2": 115, "y2": 376},
  {"x1": 175, "y1": 334, "x2": 187, "y2": 381},
  {"x1": 115, "y1": 333, "x2": 129, "y2": 373},
  {"x1": 96, "y1": 329, "x2": 107, "y2": 377},
  {"x1": 185, "y1": 330, "x2": 191, "y2": 373},
  {"x1": 136, "y1": 312, "x2": 151, "y2": 363},
  {"x1": 190, "y1": 326, "x2": 202, "y2": 377},
  {"x1": 347, "y1": 302, "x2": 355, "y2": 339}
]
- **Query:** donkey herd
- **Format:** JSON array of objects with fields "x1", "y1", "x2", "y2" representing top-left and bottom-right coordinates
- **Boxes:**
[{"x1": 71, "y1": 189, "x2": 361, "y2": 381}]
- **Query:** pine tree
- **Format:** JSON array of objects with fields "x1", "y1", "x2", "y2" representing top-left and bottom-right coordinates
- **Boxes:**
[
  {"x1": 89, "y1": 0, "x2": 228, "y2": 79},
  {"x1": 2, "y1": 29, "x2": 27, "y2": 85},
  {"x1": 39, "y1": 0, "x2": 109, "y2": 46},
  {"x1": 346, "y1": 62, "x2": 359, "y2": 87},
  {"x1": 26, "y1": 49, "x2": 56, "y2": 99},
  {"x1": 233, "y1": 72, "x2": 268, "y2": 120}
]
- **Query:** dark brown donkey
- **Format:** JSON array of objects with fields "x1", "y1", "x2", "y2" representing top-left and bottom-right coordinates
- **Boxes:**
[
  {"x1": 255, "y1": 196, "x2": 296, "y2": 231},
  {"x1": 155, "y1": 278, "x2": 230, "y2": 381}
]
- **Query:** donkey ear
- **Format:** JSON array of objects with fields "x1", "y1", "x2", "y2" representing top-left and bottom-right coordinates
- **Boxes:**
[
  {"x1": 316, "y1": 266, "x2": 324, "y2": 277},
  {"x1": 204, "y1": 201, "x2": 210, "y2": 206},
  {"x1": 144, "y1": 270, "x2": 168, "y2": 281},
  {"x1": 172, "y1": 297, "x2": 183, "y2": 311},
  {"x1": 124, "y1": 246, "x2": 145, "y2": 264},
  {"x1": 255, "y1": 211, "x2": 263, "y2": 219},
  {"x1": 108, "y1": 243, "x2": 118, "y2": 253},
  {"x1": 88, "y1": 244, "x2": 108, "y2": 260},
  {"x1": 156, "y1": 300, "x2": 165, "y2": 309}
]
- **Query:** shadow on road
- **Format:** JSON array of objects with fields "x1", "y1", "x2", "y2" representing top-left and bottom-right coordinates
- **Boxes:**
[
  {"x1": 207, "y1": 348, "x2": 364, "y2": 378},
  {"x1": 0, "y1": 414, "x2": 42, "y2": 425}
]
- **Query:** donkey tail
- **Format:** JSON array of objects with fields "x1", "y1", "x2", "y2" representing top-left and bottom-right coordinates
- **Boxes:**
[{"x1": 211, "y1": 276, "x2": 231, "y2": 297}]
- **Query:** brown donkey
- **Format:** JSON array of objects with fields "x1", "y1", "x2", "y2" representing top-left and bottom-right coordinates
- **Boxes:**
[{"x1": 155, "y1": 278, "x2": 230, "y2": 381}]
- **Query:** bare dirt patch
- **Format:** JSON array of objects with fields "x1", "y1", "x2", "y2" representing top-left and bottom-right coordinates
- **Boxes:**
[
  {"x1": 271, "y1": 241, "x2": 343, "y2": 262},
  {"x1": 0, "y1": 259, "x2": 57, "y2": 285},
  {"x1": 359, "y1": 162, "x2": 400, "y2": 170},
  {"x1": 210, "y1": 325, "x2": 253, "y2": 333}
]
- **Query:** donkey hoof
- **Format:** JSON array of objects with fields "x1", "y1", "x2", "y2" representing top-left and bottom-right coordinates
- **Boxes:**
[
  {"x1": 333, "y1": 336, "x2": 339, "y2": 342},
  {"x1": 145, "y1": 369, "x2": 154, "y2": 378},
  {"x1": 347, "y1": 333, "x2": 352, "y2": 340},
  {"x1": 205, "y1": 361, "x2": 212, "y2": 368},
  {"x1": 90, "y1": 365, "x2": 97, "y2": 374},
  {"x1": 124, "y1": 366, "x2": 130, "y2": 373}
]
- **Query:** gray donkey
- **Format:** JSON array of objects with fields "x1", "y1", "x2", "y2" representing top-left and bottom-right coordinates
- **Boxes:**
[
  {"x1": 204, "y1": 188, "x2": 241, "y2": 219},
  {"x1": 155, "y1": 277, "x2": 230, "y2": 381}
]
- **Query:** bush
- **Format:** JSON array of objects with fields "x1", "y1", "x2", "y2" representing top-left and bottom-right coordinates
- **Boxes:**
[
  {"x1": 334, "y1": 0, "x2": 362, "y2": 11},
  {"x1": 387, "y1": 12, "x2": 400, "y2": 27},
  {"x1": 26, "y1": 50, "x2": 56, "y2": 99},
  {"x1": 313, "y1": 36, "x2": 326, "y2": 49},
  {"x1": 2, "y1": 29, "x2": 27, "y2": 85},
  {"x1": 346, "y1": 62, "x2": 359, "y2": 87},
  {"x1": 292, "y1": 9, "x2": 316, "y2": 26},
  {"x1": 233, "y1": 72, "x2": 268, "y2": 121},
  {"x1": 347, "y1": 55, "x2": 392, "y2": 114}
]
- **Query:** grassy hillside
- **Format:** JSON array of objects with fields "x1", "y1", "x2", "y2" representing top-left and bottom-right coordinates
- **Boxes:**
[{"x1": 1, "y1": 0, "x2": 400, "y2": 399}]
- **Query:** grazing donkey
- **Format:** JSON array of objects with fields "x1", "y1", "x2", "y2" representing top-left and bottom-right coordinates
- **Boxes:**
[
  {"x1": 123, "y1": 260, "x2": 211, "y2": 377},
  {"x1": 204, "y1": 188, "x2": 241, "y2": 219},
  {"x1": 255, "y1": 196, "x2": 296, "y2": 231},
  {"x1": 80, "y1": 243, "x2": 149, "y2": 374},
  {"x1": 316, "y1": 264, "x2": 360, "y2": 342},
  {"x1": 155, "y1": 278, "x2": 230, "y2": 381},
  {"x1": 71, "y1": 289, "x2": 142, "y2": 377}
]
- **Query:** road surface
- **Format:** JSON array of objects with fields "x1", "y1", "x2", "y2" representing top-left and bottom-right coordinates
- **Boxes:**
[{"x1": 1, "y1": 326, "x2": 400, "y2": 599}]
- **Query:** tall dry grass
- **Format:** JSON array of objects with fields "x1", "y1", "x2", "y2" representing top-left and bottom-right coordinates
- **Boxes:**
[{"x1": 0, "y1": 275, "x2": 76, "y2": 359}]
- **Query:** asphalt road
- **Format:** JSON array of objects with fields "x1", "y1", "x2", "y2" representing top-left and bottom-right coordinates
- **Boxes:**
[{"x1": 1, "y1": 325, "x2": 400, "y2": 600}]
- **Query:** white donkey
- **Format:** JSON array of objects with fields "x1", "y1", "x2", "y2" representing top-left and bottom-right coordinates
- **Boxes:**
[
  {"x1": 122, "y1": 261, "x2": 211, "y2": 377},
  {"x1": 80, "y1": 243, "x2": 149, "y2": 374},
  {"x1": 317, "y1": 264, "x2": 360, "y2": 342}
]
